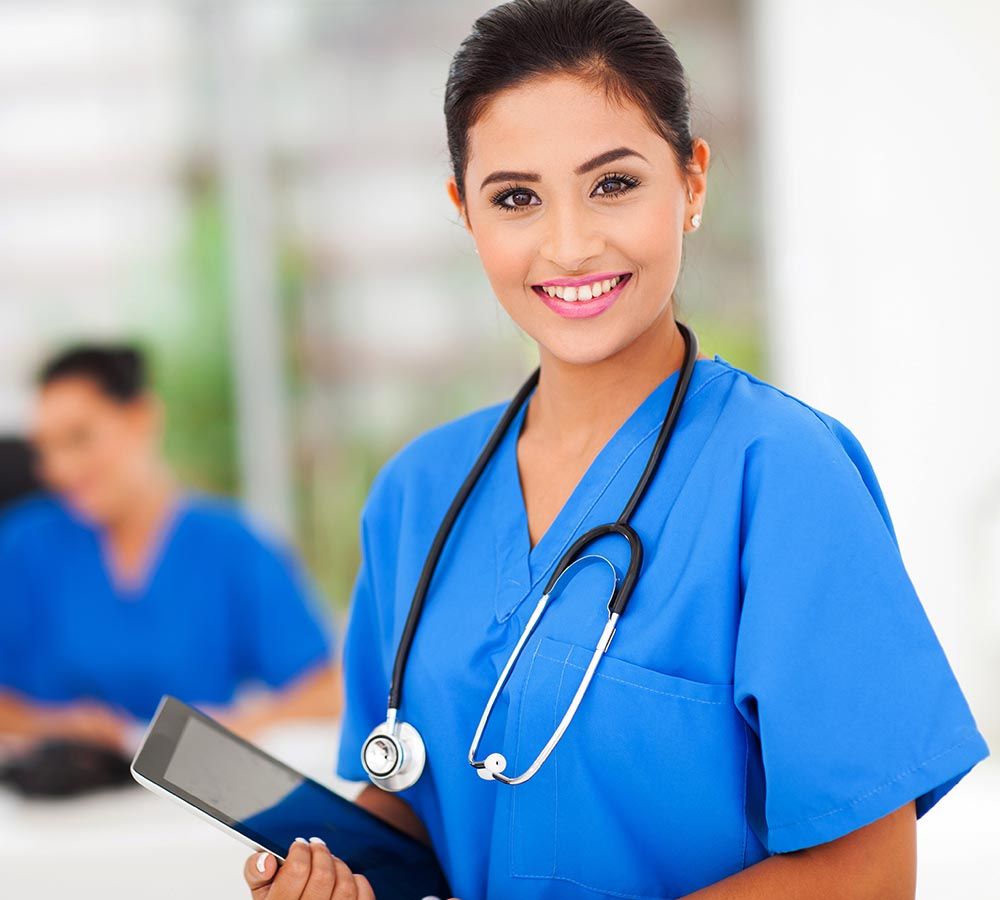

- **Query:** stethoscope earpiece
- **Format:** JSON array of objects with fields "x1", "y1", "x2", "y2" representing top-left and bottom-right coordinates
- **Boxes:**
[{"x1": 478, "y1": 752, "x2": 507, "y2": 780}]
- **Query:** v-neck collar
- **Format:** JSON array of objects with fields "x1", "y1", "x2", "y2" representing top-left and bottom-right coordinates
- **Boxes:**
[
  {"x1": 490, "y1": 355, "x2": 724, "y2": 623},
  {"x1": 93, "y1": 492, "x2": 190, "y2": 602}
]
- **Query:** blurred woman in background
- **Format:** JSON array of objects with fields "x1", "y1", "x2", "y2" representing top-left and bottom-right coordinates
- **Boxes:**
[{"x1": 0, "y1": 344, "x2": 340, "y2": 751}]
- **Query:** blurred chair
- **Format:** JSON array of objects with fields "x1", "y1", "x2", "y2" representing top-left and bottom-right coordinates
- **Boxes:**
[{"x1": 0, "y1": 436, "x2": 41, "y2": 512}]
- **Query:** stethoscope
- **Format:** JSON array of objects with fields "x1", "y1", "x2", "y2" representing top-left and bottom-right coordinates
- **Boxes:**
[{"x1": 361, "y1": 321, "x2": 699, "y2": 790}]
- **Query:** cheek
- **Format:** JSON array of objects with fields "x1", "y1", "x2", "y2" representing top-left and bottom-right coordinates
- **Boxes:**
[
  {"x1": 82, "y1": 423, "x2": 136, "y2": 483},
  {"x1": 628, "y1": 197, "x2": 684, "y2": 274},
  {"x1": 480, "y1": 231, "x2": 533, "y2": 284},
  {"x1": 478, "y1": 233, "x2": 537, "y2": 311}
]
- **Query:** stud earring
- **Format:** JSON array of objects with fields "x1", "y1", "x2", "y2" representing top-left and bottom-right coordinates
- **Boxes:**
[{"x1": 690, "y1": 213, "x2": 702, "y2": 230}]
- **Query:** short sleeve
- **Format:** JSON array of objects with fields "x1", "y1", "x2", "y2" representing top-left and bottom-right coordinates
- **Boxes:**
[
  {"x1": 235, "y1": 519, "x2": 334, "y2": 689},
  {"x1": 733, "y1": 418, "x2": 990, "y2": 854},
  {"x1": 334, "y1": 497, "x2": 393, "y2": 783}
]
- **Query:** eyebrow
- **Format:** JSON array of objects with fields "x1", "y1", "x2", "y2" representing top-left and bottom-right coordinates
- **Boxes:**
[{"x1": 478, "y1": 146, "x2": 649, "y2": 192}]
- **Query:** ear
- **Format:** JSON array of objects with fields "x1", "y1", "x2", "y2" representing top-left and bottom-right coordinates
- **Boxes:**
[
  {"x1": 445, "y1": 176, "x2": 472, "y2": 233},
  {"x1": 684, "y1": 137, "x2": 711, "y2": 209}
]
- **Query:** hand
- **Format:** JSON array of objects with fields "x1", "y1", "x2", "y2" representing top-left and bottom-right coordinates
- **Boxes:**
[
  {"x1": 207, "y1": 663, "x2": 343, "y2": 742},
  {"x1": 34, "y1": 701, "x2": 130, "y2": 750},
  {"x1": 244, "y1": 837, "x2": 375, "y2": 899}
]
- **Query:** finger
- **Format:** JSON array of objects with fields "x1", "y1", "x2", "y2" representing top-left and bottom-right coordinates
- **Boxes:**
[
  {"x1": 244, "y1": 850, "x2": 278, "y2": 898},
  {"x1": 269, "y1": 839, "x2": 312, "y2": 900},
  {"x1": 352, "y1": 874, "x2": 375, "y2": 900},
  {"x1": 300, "y1": 839, "x2": 337, "y2": 900},
  {"x1": 329, "y1": 853, "x2": 359, "y2": 900}
]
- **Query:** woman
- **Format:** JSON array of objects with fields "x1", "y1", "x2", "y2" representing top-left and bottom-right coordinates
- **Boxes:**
[
  {"x1": 0, "y1": 344, "x2": 340, "y2": 749},
  {"x1": 243, "y1": 1, "x2": 989, "y2": 897}
]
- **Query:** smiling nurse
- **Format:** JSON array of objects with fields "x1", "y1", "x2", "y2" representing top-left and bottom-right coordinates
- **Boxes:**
[{"x1": 243, "y1": 1, "x2": 990, "y2": 898}]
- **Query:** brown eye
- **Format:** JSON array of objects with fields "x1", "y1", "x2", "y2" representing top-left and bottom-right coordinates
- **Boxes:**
[
  {"x1": 489, "y1": 185, "x2": 541, "y2": 213},
  {"x1": 595, "y1": 178, "x2": 625, "y2": 194},
  {"x1": 592, "y1": 173, "x2": 641, "y2": 198}
]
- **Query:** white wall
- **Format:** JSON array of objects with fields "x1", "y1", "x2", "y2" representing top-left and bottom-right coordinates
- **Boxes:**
[
  {"x1": 0, "y1": 3, "x2": 188, "y2": 430},
  {"x1": 753, "y1": 0, "x2": 999, "y2": 739}
]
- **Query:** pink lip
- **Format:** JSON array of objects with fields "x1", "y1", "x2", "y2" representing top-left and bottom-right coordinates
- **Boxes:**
[
  {"x1": 532, "y1": 273, "x2": 632, "y2": 320},
  {"x1": 535, "y1": 270, "x2": 629, "y2": 288}
]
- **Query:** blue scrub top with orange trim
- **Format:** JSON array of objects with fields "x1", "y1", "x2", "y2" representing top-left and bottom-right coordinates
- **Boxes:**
[
  {"x1": 0, "y1": 492, "x2": 333, "y2": 721},
  {"x1": 335, "y1": 354, "x2": 990, "y2": 900}
]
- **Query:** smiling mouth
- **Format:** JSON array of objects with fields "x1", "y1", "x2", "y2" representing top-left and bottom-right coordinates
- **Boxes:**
[{"x1": 531, "y1": 272, "x2": 632, "y2": 303}]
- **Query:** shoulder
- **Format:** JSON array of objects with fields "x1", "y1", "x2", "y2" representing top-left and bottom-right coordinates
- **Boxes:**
[
  {"x1": 711, "y1": 357, "x2": 871, "y2": 468},
  {"x1": 361, "y1": 398, "x2": 508, "y2": 523},
  {"x1": 709, "y1": 357, "x2": 841, "y2": 439},
  {"x1": 0, "y1": 493, "x2": 78, "y2": 550},
  {"x1": 178, "y1": 492, "x2": 291, "y2": 557},
  {"x1": 710, "y1": 357, "x2": 897, "y2": 541}
]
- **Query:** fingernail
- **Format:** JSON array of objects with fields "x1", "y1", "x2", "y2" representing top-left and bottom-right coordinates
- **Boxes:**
[
  {"x1": 256, "y1": 852, "x2": 269, "y2": 874},
  {"x1": 308, "y1": 836, "x2": 326, "y2": 846},
  {"x1": 294, "y1": 836, "x2": 308, "y2": 844}
]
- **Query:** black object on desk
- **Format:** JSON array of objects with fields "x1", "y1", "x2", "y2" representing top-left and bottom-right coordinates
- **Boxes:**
[{"x1": 0, "y1": 738, "x2": 136, "y2": 798}]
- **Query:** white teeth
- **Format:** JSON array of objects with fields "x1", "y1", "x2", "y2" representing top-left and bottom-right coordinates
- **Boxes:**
[{"x1": 540, "y1": 274, "x2": 625, "y2": 301}]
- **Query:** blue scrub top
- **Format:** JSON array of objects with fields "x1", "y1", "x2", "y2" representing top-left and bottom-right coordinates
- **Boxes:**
[
  {"x1": 336, "y1": 354, "x2": 990, "y2": 900},
  {"x1": 0, "y1": 492, "x2": 333, "y2": 721}
]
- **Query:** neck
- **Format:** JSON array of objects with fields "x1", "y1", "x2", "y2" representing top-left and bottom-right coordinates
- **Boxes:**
[
  {"x1": 105, "y1": 464, "x2": 178, "y2": 548},
  {"x1": 528, "y1": 306, "x2": 694, "y2": 452}
]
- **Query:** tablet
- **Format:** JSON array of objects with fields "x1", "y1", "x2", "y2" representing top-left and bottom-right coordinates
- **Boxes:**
[{"x1": 131, "y1": 696, "x2": 451, "y2": 900}]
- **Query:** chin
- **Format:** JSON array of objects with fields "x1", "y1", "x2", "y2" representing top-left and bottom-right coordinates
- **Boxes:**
[
  {"x1": 537, "y1": 330, "x2": 635, "y2": 368},
  {"x1": 64, "y1": 494, "x2": 112, "y2": 526}
]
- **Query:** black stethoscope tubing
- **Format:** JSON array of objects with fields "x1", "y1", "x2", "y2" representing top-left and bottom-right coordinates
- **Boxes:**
[{"x1": 386, "y1": 319, "x2": 699, "y2": 713}]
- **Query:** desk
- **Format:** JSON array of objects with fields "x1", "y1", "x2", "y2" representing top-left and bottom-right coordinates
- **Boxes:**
[{"x1": 0, "y1": 721, "x2": 364, "y2": 900}]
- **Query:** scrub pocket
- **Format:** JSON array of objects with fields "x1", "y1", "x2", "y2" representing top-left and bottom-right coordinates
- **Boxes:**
[{"x1": 508, "y1": 636, "x2": 748, "y2": 899}]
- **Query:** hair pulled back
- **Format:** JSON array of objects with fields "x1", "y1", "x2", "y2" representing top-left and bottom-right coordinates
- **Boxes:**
[{"x1": 444, "y1": 0, "x2": 695, "y2": 206}]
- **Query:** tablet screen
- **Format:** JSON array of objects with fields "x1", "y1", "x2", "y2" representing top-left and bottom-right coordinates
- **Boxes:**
[{"x1": 165, "y1": 716, "x2": 301, "y2": 821}]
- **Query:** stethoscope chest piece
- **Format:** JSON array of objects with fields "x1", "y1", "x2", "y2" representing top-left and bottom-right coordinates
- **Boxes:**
[{"x1": 361, "y1": 717, "x2": 426, "y2": 792}]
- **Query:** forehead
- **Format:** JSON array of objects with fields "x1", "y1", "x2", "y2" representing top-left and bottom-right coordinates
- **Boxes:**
[
  {"x1": 466, "y1": 73, "x2": 663, "y2": 176},
  {"x1": 36, "y1": 377, "x2": 116, "y2": 418}
]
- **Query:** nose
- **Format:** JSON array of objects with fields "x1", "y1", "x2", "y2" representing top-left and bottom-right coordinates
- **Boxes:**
[{"x1": 538, "y1": 200, "x2": 606, "y2": 274}]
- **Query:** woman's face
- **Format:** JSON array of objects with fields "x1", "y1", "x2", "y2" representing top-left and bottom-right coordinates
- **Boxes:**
[
  {"x1": 31, "y1": 377, "x2": 162, "y2": 524},
  {"x1": 447, "y1": 73, "x2": 708, "y2": 366}
]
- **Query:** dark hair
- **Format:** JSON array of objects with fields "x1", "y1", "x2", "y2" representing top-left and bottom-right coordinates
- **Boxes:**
[
  {"x1": 37, "y1": 344, "x2": 148, "y2": 402},
  {"x1": 444, "y1": 0, "x2": 695, "y2": 207}
]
